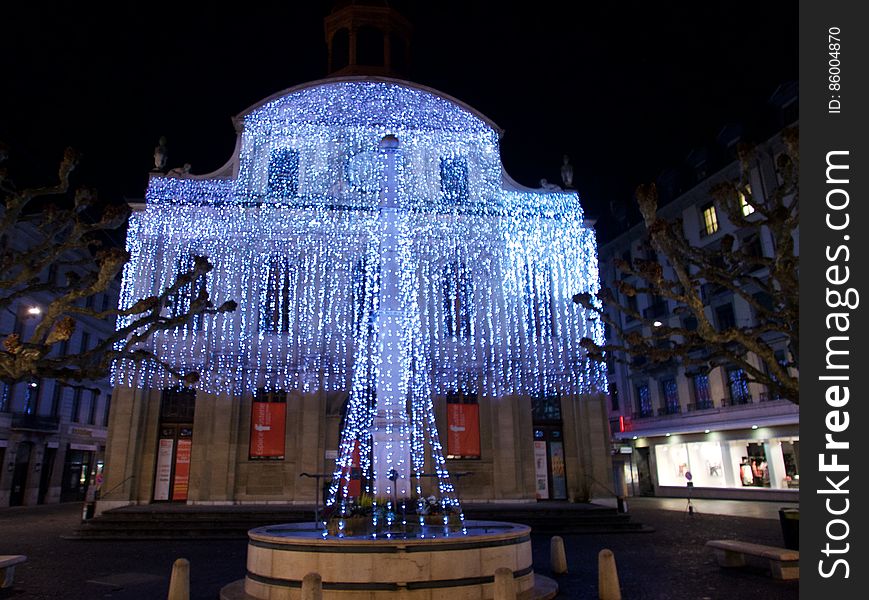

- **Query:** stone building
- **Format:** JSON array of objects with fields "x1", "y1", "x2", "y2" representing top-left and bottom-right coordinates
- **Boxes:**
[
  {"x1": 97, "y1": 3, "x2": 612, "y2": 512},
  {"x1": 600, "y1": 85, "x2": 799, "y2": 501},
  {"x1": 0, "y1": 234, "x2": 118, "y2": 507}
]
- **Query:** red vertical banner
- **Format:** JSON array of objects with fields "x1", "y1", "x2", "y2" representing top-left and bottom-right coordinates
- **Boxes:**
[
  {"x1": 172, "y1": 438, "x2": 192, "y2": 501},
  {"x1": 342, "y1": 441, "x2": 362, "y2": 498},
  {"x1": 249, "y1": 401, "x2": 287, "y2": 459},
  {"x1": 447, "y1": 403, "x2": 481, "y2": 458}
]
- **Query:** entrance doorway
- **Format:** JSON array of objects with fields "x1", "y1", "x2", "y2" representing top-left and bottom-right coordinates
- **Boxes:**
[
  {"x1": 153, "y1": 387, "x2": 195, "y2": 502},
  {"x1": 60, "y1": 447, "x2": 94, "y2": 502},
  {"x1": 635, "y1": 446, "x2": 654, "y2": 496},
  {"x1": 532, "y1": 427, "x2": 567, "y2": 500},
  {"x1": 37, "y1": 446, "x2": 57, "y2": 504},
  {"x1": 9, "y1": 441, "x2": 33, "y2": 506}
]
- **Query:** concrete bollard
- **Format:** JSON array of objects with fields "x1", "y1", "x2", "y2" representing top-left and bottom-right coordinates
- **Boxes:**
[
  {"x1": 598, "y1": 549, "x2": 621, "y2": 600},
  {"x1": 167, "y1": 558, "x2": 190, "y2": 600},
  {"x1": 301, "y1": 572, "x2": 323, "y2": 600},
  {"x1": 550, "y1": 535, "x2": 568, "y2": 575},
  {"x1": 493, "y1": 566, "x2": 516, "y2": 600}
]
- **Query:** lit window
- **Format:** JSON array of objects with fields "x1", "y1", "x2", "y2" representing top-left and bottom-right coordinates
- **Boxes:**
[
  {"x1": 440, "y1": 157, "x2": 470, "y2": 204},
  {"x1": 443, "y1": 260, "x2": 473, "y2": 337},
  {"x1": 740, "y1": 186, "x2": 755, "y2": 216},
  {"x1": 261, "y1": 256, "x2": 293, "y2": 334},
  {"x1": 701, "y1": 203, "x2": 718, "y2": 235},
  {"x1": 268, "y1": 148, "x2": 300, "y2": 198}
]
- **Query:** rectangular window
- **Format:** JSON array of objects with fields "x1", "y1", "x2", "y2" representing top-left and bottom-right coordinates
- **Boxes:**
[
  {"x1": 440, "y1": 156, "x2": 470, "y2": 204},
  {"x1": 249, "y1": 389, "x2": 287, "y2": 460},
  {"x1": 160, "y1": 387, "x2": 196, "y2": 422},
  {"x1": 103, "y1": 394, "x2": 112, "y2": 427},
  {"x1": 443, "y1": 260, "x2": 473, "y2": 338},
  {"x1": 268, "y1": 148, "x2": 300, "y2": 197},
  {"x1": 51, "y1": 383, "x2": 63, "y2": 416},
  {"x1": 0, "y1": 383, "x2": 9, "y2": 413},
  {"x1": 727, "y1": 367, "x2": 751, "y2": 405},
  {"x1": 660, "y1": 378, "x2": 680, "y2": 415},
  {"x1": 610, "y1": 384, "x2": 620, "y2": 411},
  {"x1": 79, "y1": 331, "x2": 90, "y2": 354},
  {"x1": 531, "y1": 392, "x2": 562, "y2": 422},
  {"x1": 692, "y1": 374, "x2": 712, "y2": 409},
  {"x1": 71, "y1": 388, "x2": 82, "y2": 423},
  {"x1": 261, "y1": 256, "x2": 293, "y2": 333},
  {"x1": 625, "y1": 294, "x2": 638, "y2": 324},
  {"x1": 701, "y1": 202, "x2": 719, "y2": 236},
  {"x1": 715, "y1": 303, "x2": 736, "y2": 331},
  {"x1": 170, "y1": 254, "x2": 207, "y2": 331},
  {"x1": 87, "y1": 391, "x2": 97, "y2": 425},
  {"x1": 101, "y1": 293, "x2": 111, "y2": 312},
  {"x1": 740, "y1": 188, "x2": 755, "y2": 216},
  {"x1": 635, "y1": 384, "x2": 653, "y2": 418}
]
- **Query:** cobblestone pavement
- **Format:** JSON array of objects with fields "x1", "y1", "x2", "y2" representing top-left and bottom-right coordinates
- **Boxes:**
[{"x1": 0, "y1": 501, "x2": 798, "y2": 599}]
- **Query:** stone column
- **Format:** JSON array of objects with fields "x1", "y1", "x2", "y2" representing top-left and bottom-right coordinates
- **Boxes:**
[{"x1": 371, "y1": 135, "x2": 411, "y2": 501}]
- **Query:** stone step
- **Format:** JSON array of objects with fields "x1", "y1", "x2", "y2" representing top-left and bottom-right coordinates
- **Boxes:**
[{"x1": 68, "y1": 504, "x2": 650, "y2": 539}]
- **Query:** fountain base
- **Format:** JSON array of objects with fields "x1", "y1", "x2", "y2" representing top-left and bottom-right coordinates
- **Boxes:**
[{"x1": 220, "y1": 520, "x2": 557, "y2": 600}]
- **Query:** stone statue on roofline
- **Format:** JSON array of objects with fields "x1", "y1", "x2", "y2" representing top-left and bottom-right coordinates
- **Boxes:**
[
  {"x1": 153, "y1": 136, "x2": 168, "y2": 172},
  {"x1": 560, "y1": 154, "x2": 574, "y2": 189},
  {"x1": 539, "y1": 178, "x2": 562, "y2": 192}
]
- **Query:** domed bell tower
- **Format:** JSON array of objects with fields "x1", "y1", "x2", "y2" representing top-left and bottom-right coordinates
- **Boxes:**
[{"x1": 324, "y1": 1, "x2": 412, "y2": 78}]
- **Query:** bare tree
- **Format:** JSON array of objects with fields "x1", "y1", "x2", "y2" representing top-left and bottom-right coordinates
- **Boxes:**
[
  {"x1": 1, "y1": 145, "x2": 236, "y2": 388},
  {"x1": 575, "y1": 127, "x2": 799, "y2": 404}
]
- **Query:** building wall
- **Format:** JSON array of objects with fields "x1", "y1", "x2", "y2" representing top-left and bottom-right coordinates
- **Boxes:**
[
  {"x1": 600, "y1": 124, "x2": 799, "y2": 500},
  {"x1": 99, "y1": 385, "x2": 612, "y2": 510}
]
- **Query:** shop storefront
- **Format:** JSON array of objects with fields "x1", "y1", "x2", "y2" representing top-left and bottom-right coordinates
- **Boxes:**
[{"x1": 620, "y1": 424, "x2": 799, "y2": 500}]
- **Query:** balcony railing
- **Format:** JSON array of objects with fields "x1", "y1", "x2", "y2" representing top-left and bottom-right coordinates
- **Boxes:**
[
  {"x1": 658, "y1": 405, "x2": 682, "y2": 417},
  {"x1": 632, "y1": 409, "x2": 655, "y2": 420},
  {"x1": 11, "y1": 412, "x2": 60, "y2": 432},
  {"x1": 686, "y1": 401, "x2": 714, "y2": 412},
  {"x1": 720, "y1": 395, "x2": 752, "y2": 407},
  {"x1": 643, "y1": 302, "x2": 670, "y2": 320}
]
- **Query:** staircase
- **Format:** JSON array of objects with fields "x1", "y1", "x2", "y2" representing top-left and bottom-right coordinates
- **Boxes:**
[
  {"x1": 68, "y1": 504, "x2": 313, "y2": 540},
  {"x1": 68, "y1": 501, "x2": 650, "y2": 540}
]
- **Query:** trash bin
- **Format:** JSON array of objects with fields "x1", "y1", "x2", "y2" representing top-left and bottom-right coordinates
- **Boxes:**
[{"x1": 779, "y1": 508, "x2": 799, "y2": 550}]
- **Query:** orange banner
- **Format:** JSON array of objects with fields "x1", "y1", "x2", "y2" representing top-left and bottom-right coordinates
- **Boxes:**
[
  {"x1": 249, "y1": 401, "x2": 287, "y2": 459},
  {"x1": 172, "y1": 438, "x2": 192, "y2": 501},
  {"x1": 447, "y1": 403, "x2": 481, "y2": 458}
]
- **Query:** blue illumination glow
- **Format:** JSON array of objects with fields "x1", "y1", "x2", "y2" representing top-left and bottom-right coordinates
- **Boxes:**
[{"x1": 114, "y1": 80, "x2": 606, "y2": 532}]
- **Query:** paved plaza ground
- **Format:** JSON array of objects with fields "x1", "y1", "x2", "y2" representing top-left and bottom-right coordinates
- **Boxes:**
[{"x1": 0, "y1": 498, "x2": 799, "y2": 599}]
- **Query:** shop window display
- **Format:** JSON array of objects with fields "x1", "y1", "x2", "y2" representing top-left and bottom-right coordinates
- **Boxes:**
[{"x1": 653, "y1": 436, "x2": 798, "y2": 491}]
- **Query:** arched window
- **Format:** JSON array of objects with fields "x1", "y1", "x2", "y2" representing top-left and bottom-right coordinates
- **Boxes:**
[
  {"x1": 357, "y1": 26, "x2": 384, "y2": 66},
  {"x1": 331, "y1": 28, "x2": 350, "y2": 71}
]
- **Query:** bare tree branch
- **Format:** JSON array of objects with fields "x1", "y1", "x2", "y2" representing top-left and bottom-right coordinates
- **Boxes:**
[
  {"x1": 576, "y1": 127, "x2": 799, "y2": 404},
  {"x1": 1, "y1": 146, "x2": 237, "y2": 386}
]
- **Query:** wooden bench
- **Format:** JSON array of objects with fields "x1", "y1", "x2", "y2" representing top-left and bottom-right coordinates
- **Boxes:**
[
  {"x1": 0, "y1": 555, "x2": 27, "y2": 588},
  {"x1": 706, "y1": 540, "x2": 798, "y2": 580}
]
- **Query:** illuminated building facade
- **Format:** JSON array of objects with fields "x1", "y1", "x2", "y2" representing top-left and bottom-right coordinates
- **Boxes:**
[{"x1": 98, "y1": 77, "x2": 613, "y2": 511}]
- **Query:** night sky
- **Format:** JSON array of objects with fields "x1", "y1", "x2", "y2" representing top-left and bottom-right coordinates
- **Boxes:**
[{"x1": 2, "y1": 2, "x2": 797, "y2": 241}]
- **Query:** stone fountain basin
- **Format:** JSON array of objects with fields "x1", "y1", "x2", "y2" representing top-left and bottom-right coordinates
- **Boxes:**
[{"x1": 221, "y1": 520, "x2": 556, "y2": 600}]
